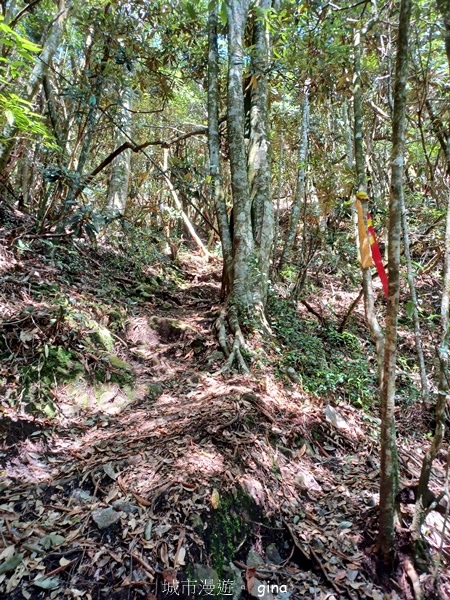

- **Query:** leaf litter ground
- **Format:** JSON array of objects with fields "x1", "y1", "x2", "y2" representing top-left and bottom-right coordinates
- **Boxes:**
[{"x1": 0, "y1": 238, "x2": 449, "y2": 600}]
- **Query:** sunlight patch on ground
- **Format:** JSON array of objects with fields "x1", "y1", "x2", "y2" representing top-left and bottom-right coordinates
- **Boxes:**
[{"x1": 174, "y1": 445, "x2": 225, "y2": 476}]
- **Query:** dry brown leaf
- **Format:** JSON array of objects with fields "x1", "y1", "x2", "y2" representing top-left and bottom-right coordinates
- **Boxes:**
[
  {"x1": 245, "y1": 567, "x2": 256, "y2": 593},
  {"x1": 160, "y1": 543, "x2": 169, "y2": 567},
  {"x1": 131, "y1": 492, "x2": 152, "y2": 507},
  {"x1": 211, "y1": 488, "x2": 220, "y2": 509}
]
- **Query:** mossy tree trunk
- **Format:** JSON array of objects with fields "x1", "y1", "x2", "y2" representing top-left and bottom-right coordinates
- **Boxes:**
[{"x1": 226, "y1": 0, "x2": 273, "y2": 328}]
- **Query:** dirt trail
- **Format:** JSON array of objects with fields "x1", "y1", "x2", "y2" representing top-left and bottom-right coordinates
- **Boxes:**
[{"x1": 1, "y1": 248, "x2": 449, "y2": 600}]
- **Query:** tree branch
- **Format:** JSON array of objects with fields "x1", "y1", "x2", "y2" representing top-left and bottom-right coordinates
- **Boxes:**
[
  {"x1": 9, "y1": 0, "x2": 44, "y2": 28},
  {"x1": 73, "y1": 118, "x2": 227, "y2": 201}
]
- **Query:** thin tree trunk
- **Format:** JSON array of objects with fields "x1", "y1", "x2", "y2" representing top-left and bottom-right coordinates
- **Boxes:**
[
  {"x1": 226, "y1": 0, "x2": 255, "y2": 316},
  {"x1": 379, "y1": 0, "x2": 412, "y2": 565},
  {"x1": 208, "y1": 3, "x2": 233, "y2": 290},
  {"x1": 161, "y1": 149, "x2": 210, "y2": 258},
  {"x1": 412, "y1": 0, "x2": 450, "y2": 539},
  {"x1": 401, "y1": 205, "x2": 429, "y2": 403},
  {"x1": 107, "y1": 86, "x2": 133, "y2": 215},
  {"x1": 271, "y1": 125, "x2": 284, "y2": 272},
  {"x1": 0, "y1": 0, "x2": 70, "y2": 172},
  {"x1": 353, "y1": 25, "x2": 385, "y2": 380},
  {"x1": 65, "y1": 45, "x2": 109, "y2": 208},
  {"x1": 279, "y1": 86, "x2": 309, "y2": 272}
]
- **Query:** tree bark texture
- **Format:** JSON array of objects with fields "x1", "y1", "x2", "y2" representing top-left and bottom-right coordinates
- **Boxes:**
[
  {"x1": 226, "y1": 0, "x2": 256, "y2": 316},
  {"x1": 208, "y1": 3, "x2": 233, "y2": 290},
  {"x1": 247, "y1": 0, "x2": 274, "y2": 307},
  {"x1": 400, "y1": 206, "x2": 429, "y2": 403},
  {"x1": 379, "y1": 0, "x2": 412, "y2": 565}
]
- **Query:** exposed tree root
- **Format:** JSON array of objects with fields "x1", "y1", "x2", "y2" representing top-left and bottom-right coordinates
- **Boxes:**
[
  {"x1": 216, "y1": 303, "x2": 230, "y2": 358},
  {"x1": 214, "y1": 303, "x2": 251, "y2": 374},
  {"x1": 404, "y1": 558, "x2": 423, "y2": 600}
]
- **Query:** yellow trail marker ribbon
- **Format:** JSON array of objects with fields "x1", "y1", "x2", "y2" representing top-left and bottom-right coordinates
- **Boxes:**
[{"x1": 355, "y1": 198, "x2": 374, "y2": 269}]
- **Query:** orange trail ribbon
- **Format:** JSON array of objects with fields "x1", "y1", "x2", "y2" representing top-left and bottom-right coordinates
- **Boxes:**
[
  {"x1": 366, "y1": 211, "x2": 388, "y2": 298},
  {"x1": 355, "y1": 199, "x2": 373, "y2": 269}
]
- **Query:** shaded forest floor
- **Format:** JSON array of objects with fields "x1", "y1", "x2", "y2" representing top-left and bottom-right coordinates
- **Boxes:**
[{"x1": 0, "y1": 214, "x2": 449, "y2": 599}]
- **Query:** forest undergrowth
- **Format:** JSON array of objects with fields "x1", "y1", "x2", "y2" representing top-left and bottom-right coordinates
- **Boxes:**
[{"x1": 0, "y1": 210, "x2": 449, "y2": 600}]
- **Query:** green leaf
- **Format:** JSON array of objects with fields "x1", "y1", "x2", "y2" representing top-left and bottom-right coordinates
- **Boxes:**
[
  {"x1": 219, "y1": 0, "x2": 228, "y2": 26},
  {"x1": 405, "y1": 300, "x2": 415, "y2": 319},
  {"x1": 33, "y1": 576, "x2": 60, "y2": 590},
  {"x1": 41, "y1": 533, "x2": 65, "y2": 549},
  {"x1": 184, "y1": 1, "x2": 196, "y2": 19},
  {"x1": 0, "y1": 553, "x2": 23, "y2": 575},
  {"x1": 4, "y1": 109, "x2": 14, "y2": 125}
]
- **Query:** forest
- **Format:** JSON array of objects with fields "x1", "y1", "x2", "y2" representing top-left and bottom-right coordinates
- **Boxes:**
[{"x1": 0, "y1": 0, "x2": 449, "y2": 598}]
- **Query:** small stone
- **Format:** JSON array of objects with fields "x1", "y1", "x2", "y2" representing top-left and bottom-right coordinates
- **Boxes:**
[
  {"x1": 286, "y1": 367, "x2": 299, "y2": 382},
  {"x1": 92, "y1": 507, "x2": 120, "y2": 530},
  {"x1": 193, "y1": 564, "x2": 219, "y2": 590},
  {"x1": 311, "y1": 537, "x2": 325, "y2": 551},
  {"x1": 112, "y1": 501, "x2": 139, "y2": 514},
  {"x1": 325, "y1": 405, "x2": 349, "y2": 430},
  {"x1": 207, "y1": 350, "x2": 224, "y2": 364},
  {"x1": 188, "y1": 513, "x2": 204, "y2": 533},
  {"x1": 70, "y1": 489, "x2": 92, "y2": 503},
  {"x1": 276, "y1": 593, "x2": 291, "y2": 600},
  {"x1": 366, "y1": 494, "x2": 378, "y2": 507},
  {"x1": 247, "y1": 549, "x2": 264, "y2": 568},
  {"x1": 249, "y1": 578, "x2": 274, "y2": 599},
  {"x1": 225, "y1": 562, "x2": 244, "y2": 600},
  {"x1": 266, "y1": 543, "x2": 283, "y2": 565}
]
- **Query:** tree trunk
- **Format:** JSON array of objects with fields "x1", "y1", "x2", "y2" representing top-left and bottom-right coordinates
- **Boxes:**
[
  {"x1": 378, "y1": 0, "x2": 412, "y2": 565},
  {"x1": 0, "y1": 0, "x2": 70, "y2": 173},
  {"x1": 412, "y1": 0, "x2": 450, "y2": 540},
  {"x1": 226, "y1": 0, "x2": 256, "y2": 318},
  {"x1": 247, "y1": 0, "x2": 274, "y2": 309},
  {"x1": 208, "y1": 3, "x2": 233, "y2": 292},
  {"x1": 353, "y1": 25, "x2": 385, "y2": 380},
  {"x1": 272, "y1": 123, "x2": 284, "y2": 272},
  {"x1": 279, "y1": 85, "x2": 309, "y2": 272},
  {"x1": 107, "y1": 86, "x2": 133, "y2": 215},
  {"x1": 401, "y1": 205, "x2": 429, "y2": 403}
]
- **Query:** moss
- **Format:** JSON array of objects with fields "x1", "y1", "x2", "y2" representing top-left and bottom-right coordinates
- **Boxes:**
[
  {"x1": 94, "y1": 357, "x2": 134, "y2": 387},
  {"x1": 20, "y1": 346, "x2": 84, "y2": 414},
  {"x1": 86, "y1": 320, "x2": 114, "y2": 352},
  {"x1": 206, "y1": 488, "x2": 255, "y2": 579},
  {"x1": 108, "y1": 354, "x2": 133, "y2": 371},
  {"x1": 106, "y1": 307, "x2": 127, "y2": 331}
]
